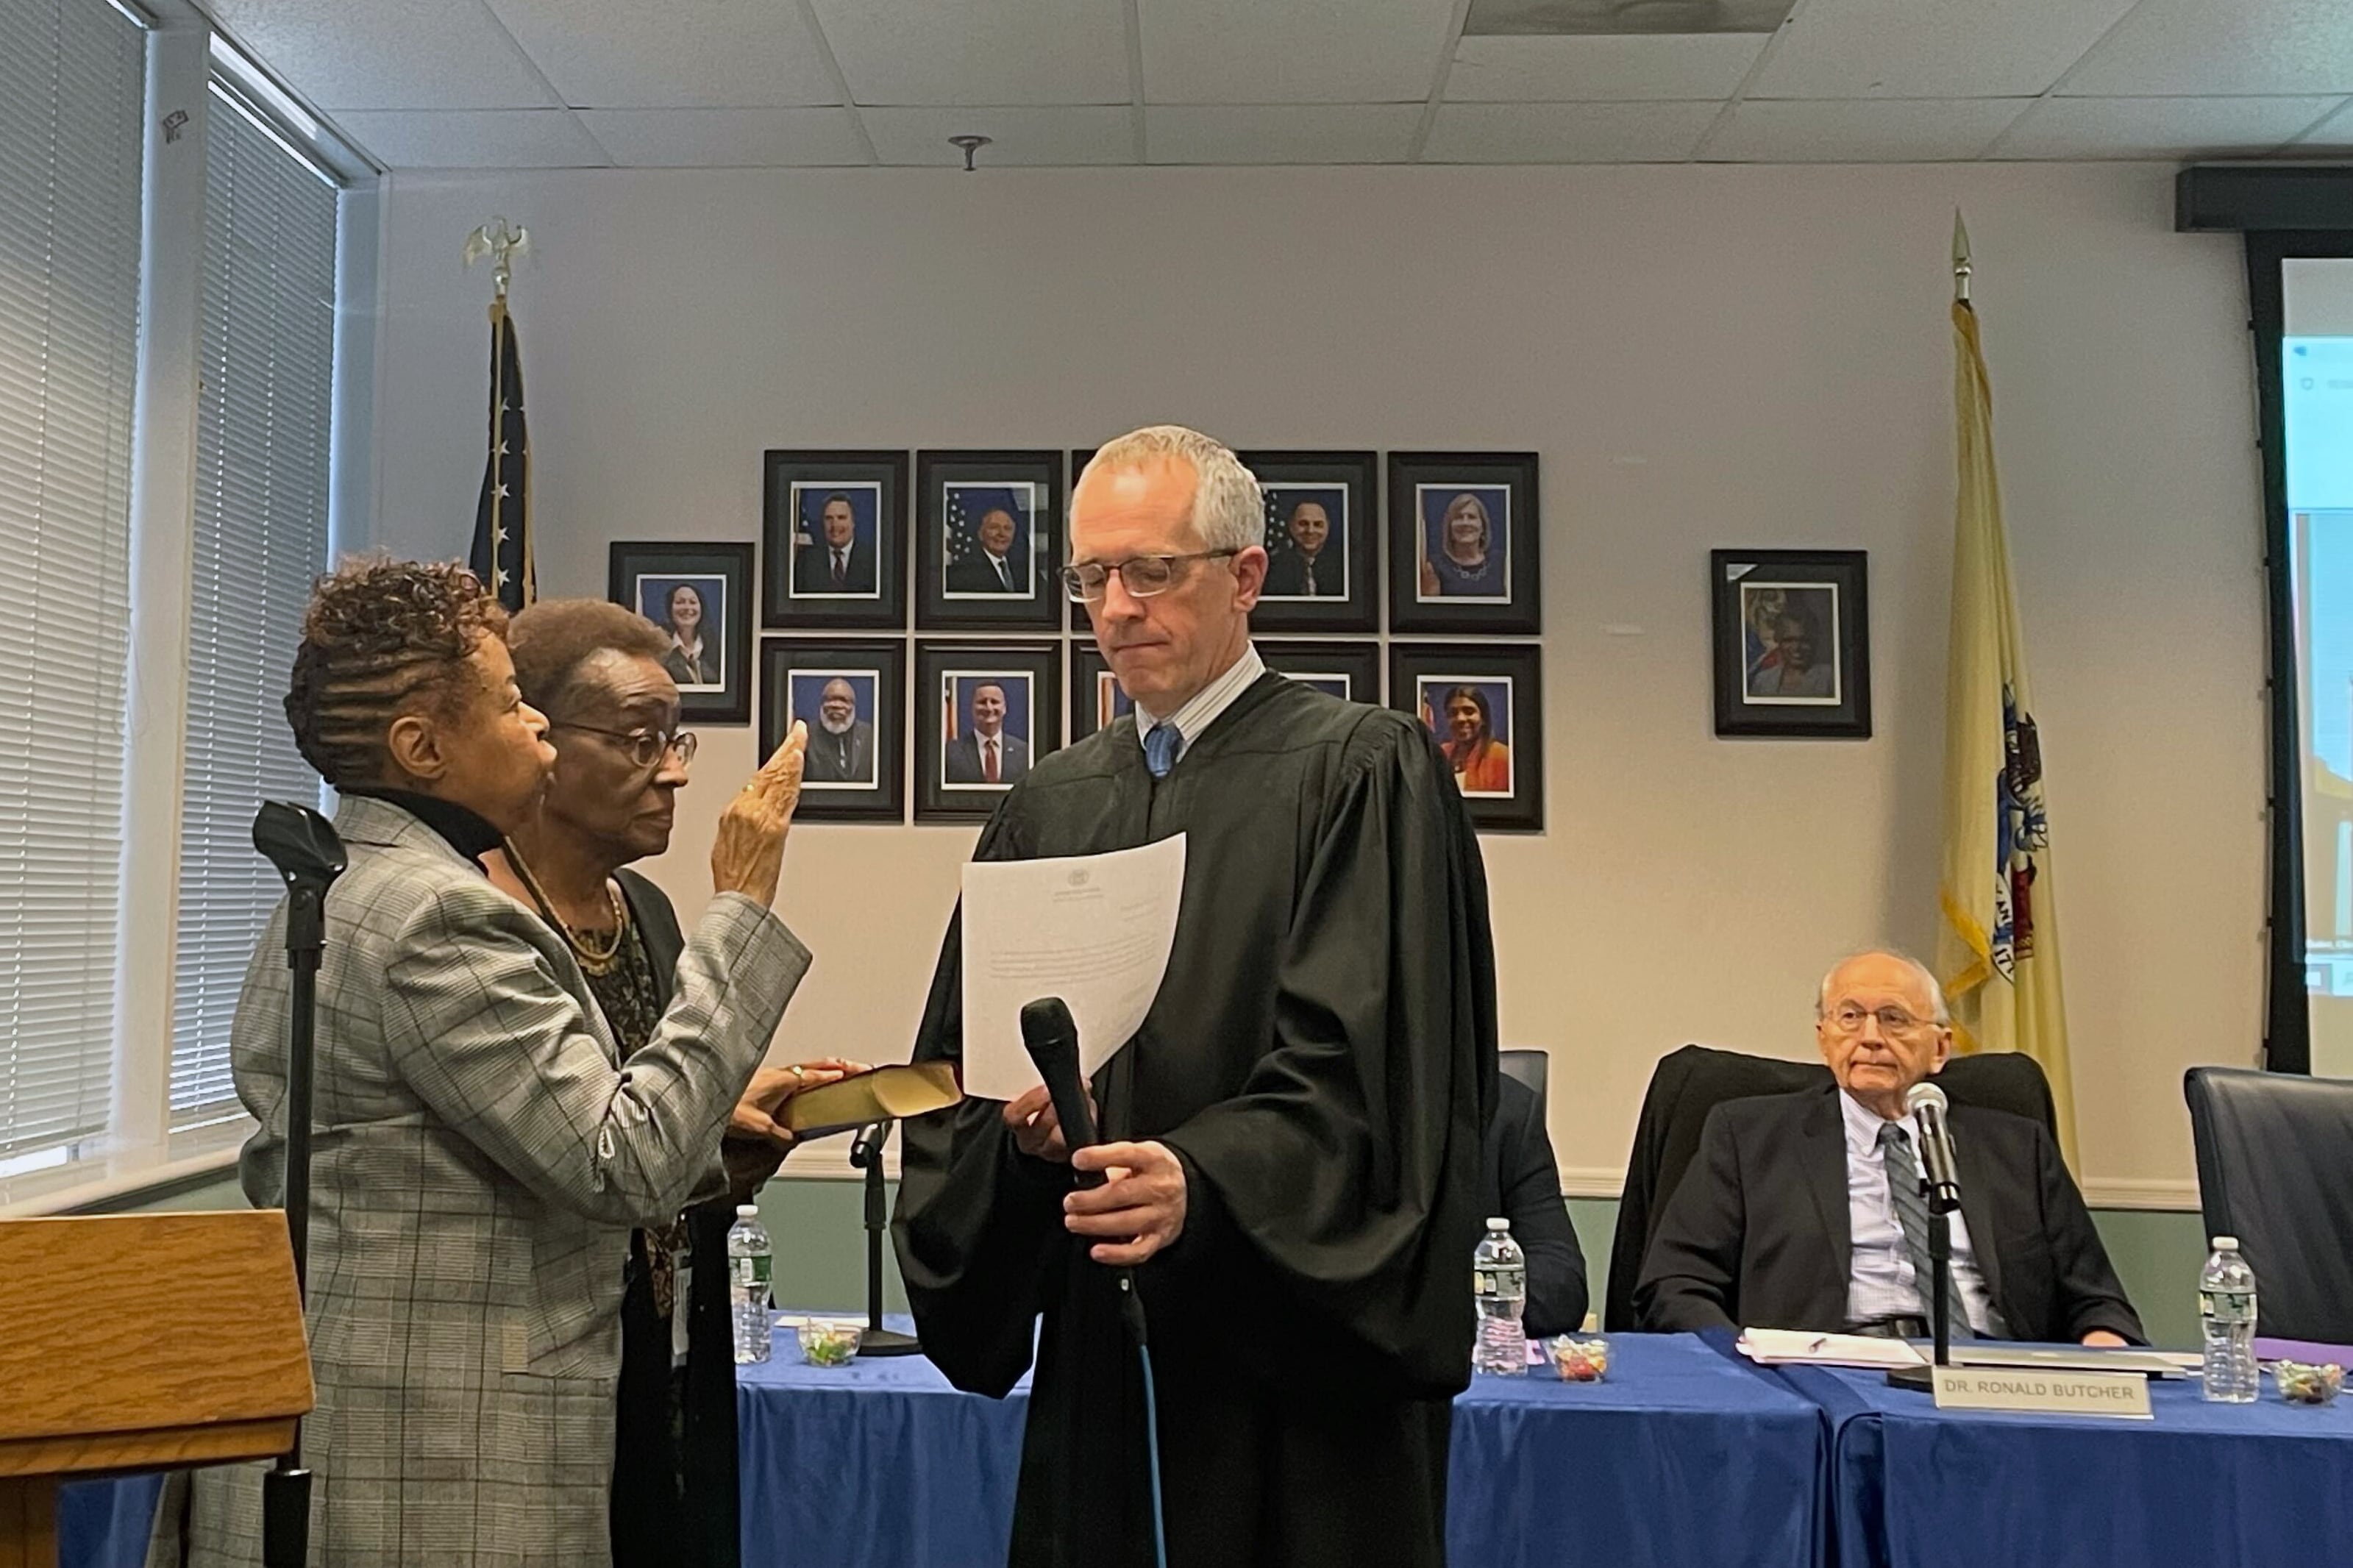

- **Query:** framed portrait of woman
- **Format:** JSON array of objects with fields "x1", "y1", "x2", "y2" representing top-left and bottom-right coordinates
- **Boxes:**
[
  {"x1": 1388, "y1": 644, "x2": 1544, "y2": 832},
  {"x1": 608, "y1": 542, "x2": 755, "y2": 724},
  {"x1": 1709, "y1": 549, "x2": 1871, "y2": 739},
  {"x1": 1386, "y1": 452, "x2": 1541, "y2": 635}
]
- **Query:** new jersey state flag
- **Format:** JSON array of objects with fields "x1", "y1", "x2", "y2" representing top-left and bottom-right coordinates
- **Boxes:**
[{"x1": 1937, "y1": 296, "x2": 2077, "y2": 1163}]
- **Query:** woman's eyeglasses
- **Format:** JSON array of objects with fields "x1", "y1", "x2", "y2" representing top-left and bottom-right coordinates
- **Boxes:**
[{"x1": 552, "y1": 722, "x2": 697, "y2": 770}]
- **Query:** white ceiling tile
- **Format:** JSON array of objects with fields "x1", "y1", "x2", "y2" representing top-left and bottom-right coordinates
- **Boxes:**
[
  {"x1": 1145, "y1": 104, "x2": 1423, "y2": 163},
  {"x1": 861, "y1": 106, "x2": 1134, "y2": 165},
  {"x1": 2062, "y1": 0, "x2": 2353, "y2": 96},
  {"x1": 1747, "y1": 0, "x2": 2137, "y2": 99},
  {"x1": 1704, "y1": 98, "x2": 2027, "y2": 162},
  {"x1": 482, "y1": 0, "x2": 841, "y2": 108},
  {"x1": 574, "y1": 108, "x2": 867, "y2": 166},
  {"x1": 335, "y1": 109, "x2": 608, "y2": 168},
  {"x1": 1141, "y1": 0, "x2": 1459, "y2": 104},
  {"x1": 203, "y1": 0, "x2": 558, "y2": 110},
  {"x1": 1420, "y1": 101, "x2": 1720, "y2": 163},
  {"x1": 808, "y1": 0, "x2": 1131, "y2": 106},
  {"x1": 1446, "y1": 34, "x2": 1768, "y2": 102},
  {"x1": 1993, "y1": 96, "x2": 2337, "y2": 160}
]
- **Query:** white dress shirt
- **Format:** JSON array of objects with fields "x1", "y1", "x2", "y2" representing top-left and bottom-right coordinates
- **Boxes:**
[
  {"x1": 1839, "y1": 1088, "x2": 2001, "y2": 1335},
  {"x1": 1133, "y1": 644, "x2": 1266, "y2": 766}
]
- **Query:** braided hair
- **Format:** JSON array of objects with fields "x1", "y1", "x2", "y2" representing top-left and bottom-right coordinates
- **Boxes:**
[{"x1": 284, "y1": 557, "x2": 508, "y2": 787}]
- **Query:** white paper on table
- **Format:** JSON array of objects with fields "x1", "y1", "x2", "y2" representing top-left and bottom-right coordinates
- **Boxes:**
[
  {"x1": 958, "y1": 834, "x2": 1187, "y2": 1102},
  {"x1": 1736, "y1": 1328, "x2": 1927, "y2": 1369}
]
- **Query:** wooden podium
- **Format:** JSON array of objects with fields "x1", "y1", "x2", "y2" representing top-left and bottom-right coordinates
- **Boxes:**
[{"x1": 0, "y1": 1211, "x2": 313, "y2": 1568}]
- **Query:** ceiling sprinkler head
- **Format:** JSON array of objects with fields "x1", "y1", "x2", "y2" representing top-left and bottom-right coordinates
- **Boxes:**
[{"x1": 949, "y1": 134, "x2": 992, "y2": 172}]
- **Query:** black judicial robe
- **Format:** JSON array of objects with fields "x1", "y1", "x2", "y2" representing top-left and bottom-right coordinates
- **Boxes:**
[{"x1": 891, "y1": 671, "x2": 1499, "y2": 1568}]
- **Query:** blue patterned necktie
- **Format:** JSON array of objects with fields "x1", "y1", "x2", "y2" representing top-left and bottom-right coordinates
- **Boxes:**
[
  {"x1": 1143, "y1": 721, "x2": 1181, "y2": 779},
  {"x1": 1879, "y1": 1122, "x2": 1976, "y2": 1340}
]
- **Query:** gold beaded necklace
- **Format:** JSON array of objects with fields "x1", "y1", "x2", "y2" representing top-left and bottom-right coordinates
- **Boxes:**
[{"x1": 505, "y1": 841, "x2": 629, "y2": 976}]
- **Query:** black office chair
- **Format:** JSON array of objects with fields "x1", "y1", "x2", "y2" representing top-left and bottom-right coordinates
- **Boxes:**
[
  {"x1": 1498, "y1": 1048, "x2": 1548, "y2": 1119},
  {"x1": 2185, "y1": 1066, "x2": 2353, "y2": 1343},
  {"x1": 1602, "y1": 1044, "x2": 2062, "y2": 1331}
]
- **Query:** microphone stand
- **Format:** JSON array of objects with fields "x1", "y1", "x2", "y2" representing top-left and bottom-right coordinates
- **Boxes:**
[
  {"x1": 847, "y1": 1122, "x2": 921, "y2": 1356},
  {"x1": 251, "y1": 801, "x2": 348, "y2": 1568},
  {"x1": 1889, "y1": 1172, "x2": 1962, "y2": 1391}
]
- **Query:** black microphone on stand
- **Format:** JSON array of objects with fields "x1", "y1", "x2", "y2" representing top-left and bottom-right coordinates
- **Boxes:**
[
  {"x1": 251, "y1": 800, "x2": 347, "y2": 1568},
  {"x1": 847, "y1": 1120, "x2": 922, "y2": 1355},
  {"x1": 1888, "y1": 1080, "x2": 1962, "y2": 1390},
  {"x1": 1019, "y1": 997, "x2": 1166, "y2": 1568}
]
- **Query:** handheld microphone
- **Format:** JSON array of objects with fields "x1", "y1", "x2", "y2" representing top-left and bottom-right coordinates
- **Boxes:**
[
  {"x1": 1019, "y1": 997, "x2": 1104, "y2": 1188},
  {"x1": 1904, "y1": 1081, "x2": 1962, "y2": 1214}
]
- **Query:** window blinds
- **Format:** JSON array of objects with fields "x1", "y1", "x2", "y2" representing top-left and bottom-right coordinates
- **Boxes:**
[
  {"x1": 0, "y1": 0, "x2": 145, "y2": 1158},
  {"x1": 169, "y1": 86, "x2": 337, "y2": 1127}
]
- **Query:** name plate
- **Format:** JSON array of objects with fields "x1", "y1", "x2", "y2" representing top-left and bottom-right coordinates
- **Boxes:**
[{"x1": 1932, "y1": 1365, "x2": 2152, "y2": 1419}]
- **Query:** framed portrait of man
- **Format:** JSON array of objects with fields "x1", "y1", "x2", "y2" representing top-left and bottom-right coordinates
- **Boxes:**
[
  {"x1": 916, "y1": 450, "x2": 1064, "y2": 632},
  {"x1": 1386, "y1": 452, "x2": 1541, "y2": 635},
  {"x1": 762, "y1": 450, "x2": 909, "y2": 631},
  {"x1": 1710, "y1": 549, "x2": 1871, "y2": 739},
  {"x1": 1068, "y1": 641, "x2": 1135, "y2": 744},
  {"x1": 758, "y1": 638, "x2": 906, "y2": 822},
  {"x1": 1388, "y1": 644, "x2": 1544, "y2": 831},
  {"x1": 1259, "y1": 640, "x2": 1381, "y2": 706},
  {"x1": 608, "y1": 541, "x2": 754, "y2": 724},
  {"x1": 914, "y1": 642, "x2": 1061, "y2": 822},
  {"x1": 1241, "y1": 451, "x2": 1378, "y2": 634}
]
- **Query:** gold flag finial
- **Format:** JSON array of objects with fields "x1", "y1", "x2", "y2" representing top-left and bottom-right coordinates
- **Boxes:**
[
  {"x1": 1951, "y1": 209, "x2": 1972, "y2": 304},
  {"x1": 463, "y1": 218, "x2": 529, "y2": 300}
]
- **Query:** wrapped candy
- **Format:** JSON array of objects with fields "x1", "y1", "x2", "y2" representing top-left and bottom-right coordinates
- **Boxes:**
[{"x1": 1547, "y1": 1336, "x2": 1609, "y2": 1383}]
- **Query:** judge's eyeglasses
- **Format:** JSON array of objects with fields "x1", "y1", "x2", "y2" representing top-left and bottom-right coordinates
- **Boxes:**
[
  {"x1": 552, "y1": 722, "x2": 698, "y2": 770},
  {"x1": 1823, "y1": 1003, "x2": 1933, "y2": 1036},
  {"x1": 1061, "y1": 550, "x2": 1240, "y2": 602}
]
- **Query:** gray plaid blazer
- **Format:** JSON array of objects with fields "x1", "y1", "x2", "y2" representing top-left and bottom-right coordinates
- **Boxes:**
[{"x1": 174, "y1": 794, "x2": 811, "y2": 1568}]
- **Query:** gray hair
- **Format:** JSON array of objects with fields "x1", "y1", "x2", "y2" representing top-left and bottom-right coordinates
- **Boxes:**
[
  {"x1": 1078, "y1": 425, "x2": 1264, "y2": 555},
  {"x1": 1816, "y1": 950, "x2": 1950, "y2": 1026}
]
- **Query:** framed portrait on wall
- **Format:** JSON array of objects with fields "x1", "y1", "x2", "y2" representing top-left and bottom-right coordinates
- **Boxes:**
[
  {"x1": 1241, "y1": 451, "x2": 1378, "y2": 634},
  {"x1": 1386, "y1": 452, "x2": 1541, "y2": 635},
  {"x1": 1709, "y1": 549, "x2": 1871, "y2": 739},
  {"x1": 1389, "y1": 644, "x2": 1545, "y2": 832},
  {"x1": 1069, "y1": 641, "x2": 1133, "y2": 744},
  {"x1": 608, "y1": 541, "x2": 754, "y2": 724},
  {"x1": 758, "y1": 638, "x2": 905, "y2": 822},
  {"x1": 1259, "y1": 640, "x2": 1381, "y2": 706},
  {"x1": 914, "y1": 449, "x2": 1064, "y2": 632},
  {"x1": 761, "y1": 450, "x2": 908, "y2": 630},
  {"x1": 913, "y1": 641, "x2": 1061, "y2": 822}
]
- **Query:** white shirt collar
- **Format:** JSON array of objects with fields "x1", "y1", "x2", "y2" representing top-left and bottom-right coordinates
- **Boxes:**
[
  {"x1": 1839, "y1": 1085, "x2": 1925, "y2": 1156},
  {"x1": 1133, "y1": 643, "x2": 1265, "y2": 764}
]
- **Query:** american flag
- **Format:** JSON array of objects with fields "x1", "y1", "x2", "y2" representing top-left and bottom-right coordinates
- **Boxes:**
[
  {"x1": 1261, "y1": 487, "x2": 1294, "y2": 564},
  {"x1": 469, "y1": 299, "x2": 533, "y2": 611},
  {"x1": 946, "y1": 484, "x2": 1027, "y2": 566}
]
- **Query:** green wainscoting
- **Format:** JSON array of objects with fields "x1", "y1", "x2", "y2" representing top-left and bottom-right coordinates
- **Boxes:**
[{"x1": 116, "y1": 1173, "x2": 2212, "y2": 1348}]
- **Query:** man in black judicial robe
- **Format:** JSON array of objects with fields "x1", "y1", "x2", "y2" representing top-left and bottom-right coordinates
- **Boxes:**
[{"x1": 893, "y1": 424, "x2": 1498, "y2": 1568}]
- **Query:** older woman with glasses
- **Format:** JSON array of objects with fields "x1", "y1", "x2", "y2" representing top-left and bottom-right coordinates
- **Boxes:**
[{"x1": 488, "y1": 597, "x2": 852, "y2": 1568}]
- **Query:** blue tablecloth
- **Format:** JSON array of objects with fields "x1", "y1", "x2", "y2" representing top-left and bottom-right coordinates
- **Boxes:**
[
  {"x1": 59, "y1": 1475, "x2": 162, "y2": 1568},
  {"x1": 1768, "y1": 1359, "x2": 2353, "y2": 1568},
  {"x1": 737, "y1": 1317, "x2": 1826, "y2": 1568}
]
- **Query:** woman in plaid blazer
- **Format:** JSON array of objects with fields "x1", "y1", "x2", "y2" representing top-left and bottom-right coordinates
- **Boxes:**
[{"x1": 169, "y1": 560, "x2": 818, "y2": 1568}]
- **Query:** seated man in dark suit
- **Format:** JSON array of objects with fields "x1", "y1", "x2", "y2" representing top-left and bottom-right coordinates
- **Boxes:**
[
  {"x1": 1636, "y1": 950, "x2": 2143, "y2": 1344},
  {"x1": 1484, "y1": 1072, "x2": 1587, "y2": 1336}
]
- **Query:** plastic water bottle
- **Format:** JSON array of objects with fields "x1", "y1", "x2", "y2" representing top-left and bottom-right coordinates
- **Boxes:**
[
  {"x1": 727, "y1": 1204, "x2": 773, "y2": 1366},
  {"x1": 2199, "y1": 1235, "x2": 2259, "y2": 1403},
  {"x1": 1473, "y1": 1217, "x2": 1528, "y2": 1377}
]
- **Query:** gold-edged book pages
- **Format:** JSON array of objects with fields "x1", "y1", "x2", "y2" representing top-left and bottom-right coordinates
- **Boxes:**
[{"x1": 783, "y1": 1061, "x2": 963, "y2": 1139}]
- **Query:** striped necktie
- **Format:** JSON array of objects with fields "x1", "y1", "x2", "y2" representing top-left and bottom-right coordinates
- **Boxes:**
[
  {"x1": 1879, "y1": 1122, "x2": 1976, "y2": 1340},
  {"x1": 1143, "y1": 722, "x2": 1181, "y2": 779}
]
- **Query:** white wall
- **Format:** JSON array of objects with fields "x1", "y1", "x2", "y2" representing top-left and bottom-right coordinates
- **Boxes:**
[{"x1": 363, "y1": 162, "x2": 2265, "y2": 1204}]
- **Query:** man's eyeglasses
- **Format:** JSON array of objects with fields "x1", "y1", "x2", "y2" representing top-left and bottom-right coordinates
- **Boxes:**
[
  {"x1": 552, "y1": 722, "x2": 697, "y2": 770},
  {"x1": 1060, "y1": 549, "x2": 1240, "y2": 603},
  {"x1": 1823, "y1": 1004, "x2": 1933, "y2": 1037}
]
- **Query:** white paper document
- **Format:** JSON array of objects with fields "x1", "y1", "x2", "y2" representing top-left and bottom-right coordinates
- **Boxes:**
[
  {"x1": 1736, "y1": 1328, "x2": 1927, "y2": 1369},
  {"x1": 958, "y1": 835, "x2": 1186, "y2": 1102}
]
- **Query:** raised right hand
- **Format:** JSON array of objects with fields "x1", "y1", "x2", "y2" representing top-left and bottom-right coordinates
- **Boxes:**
[{"x1": 711, "y1": 721, "x2": 805, "y2": 907}]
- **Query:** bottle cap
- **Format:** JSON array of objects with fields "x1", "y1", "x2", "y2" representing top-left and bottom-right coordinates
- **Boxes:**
[
  {"x1": 2212, "y1": 1235, "x2": 2238, "y2": 1251},
  {"x1": 1487, "y1": 1216, "x2": 1509, "y2": 1230},
  {"x1": 738, "y1": 1204, "x2": 760, "y2": 1219}
]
